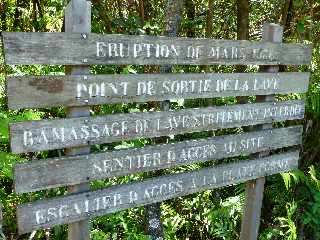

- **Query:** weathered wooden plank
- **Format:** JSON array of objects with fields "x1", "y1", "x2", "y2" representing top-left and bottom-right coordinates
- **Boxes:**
[
  {"x1": 6, "y1": 72, "x2": 310, "y2": 110},
  {"x1": 13, "y1": 126, "x2": 302, "y2": 193},
  {"x1": 16, "y1": 150, "x2": 299, "y2": 234},
  {"x1": 2, "y1": 32, "x2": 312, "y2": 66},
  {"x1": 9, "y1": 100, "x2": 305, "y2": 153}
]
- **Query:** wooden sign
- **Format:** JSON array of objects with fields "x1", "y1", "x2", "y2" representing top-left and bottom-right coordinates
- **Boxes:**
[
  {"x1": 2, "y1": 5, "x2": 312, "y2": 239},
  {"x1": 2, "y1": 32, "x2": 312, "y2": 66},
  {"x1": 6, "y1": 72, "x2": 309, "y2": 109},
  {"x1": 10, "y1": 100, "x2": 305, "y2": 153},
  {"x1": 14, "y1": 126, "x2": 302, "y2": 193},
  {"x1": 16, "y1": 150, "x2": 299, "y2": 234}
]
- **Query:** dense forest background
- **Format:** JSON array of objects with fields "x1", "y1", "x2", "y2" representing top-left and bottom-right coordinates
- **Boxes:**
[{"x1": 1, "y1": 0, "x2": 320, "y2": 239}]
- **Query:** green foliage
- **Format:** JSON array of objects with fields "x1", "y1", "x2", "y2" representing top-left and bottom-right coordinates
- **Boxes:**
[
  {"x1": 281, "y1": 169, "x2": 306, "y2": 190},
  {"x1": 91, "y1": 210, "x2": 149, "y2": 240},
  {"x1": 276, "y1": 201, "x2": 298, "y2": 240},
  {"x1": 161, "y1": 189, "x2": 244, "y2": 239},
  {"x1": 261, "y1": 166, "x2": 320, "y2": 240}
]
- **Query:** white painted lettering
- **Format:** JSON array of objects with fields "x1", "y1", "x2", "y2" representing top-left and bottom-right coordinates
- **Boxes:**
[{"x1": 96, "y1": 42, "x2": 107, "y2": 57}]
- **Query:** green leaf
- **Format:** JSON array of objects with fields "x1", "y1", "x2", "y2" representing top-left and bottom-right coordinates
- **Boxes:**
[
  {"x1": 0, "y1": 115, "x2": 9, "y2": 140},
  {"x1": 297, "y1": 21, "x2": 305, "y2": 33}
]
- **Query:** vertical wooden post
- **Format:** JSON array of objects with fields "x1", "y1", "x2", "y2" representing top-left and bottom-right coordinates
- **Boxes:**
[
  {"x1": 145, "y1": 1, "x2": 182, "y2": 239},
  {"x1": 240, "y1": 23, "x2": 283, "y2": 240},
  {"x1": 65, "y1": 1, "x2": 91, "y2": 240}
]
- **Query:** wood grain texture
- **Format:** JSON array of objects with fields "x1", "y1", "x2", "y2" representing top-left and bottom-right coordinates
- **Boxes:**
[
  {"x1": 13, "y1": 126, "x2": 302, "y2": 193},
  {"x1": 16, "y1": 150, "x2": 299, "y2": 234},
  {"x1": 2, "y1": 32, "x2": 312, "y2": 66},
  {"x1": 144, "y1": 1, "x2": 183, "y2": 237},
  {"x1": 6, "y1": 72, "x2": 310, "y2": 109},
  {"x1": 9, "y1": 100, "x2": 305, "y2": 153},
  {"x1": 64, "y1": 1, "x2": 92, "y2": 239},
  {"x1": 144, "y1": 0, "x2": 183, "y2": 237},
  {"x1": 240, "y1": 23, "x2": 283, "y2": 240}
]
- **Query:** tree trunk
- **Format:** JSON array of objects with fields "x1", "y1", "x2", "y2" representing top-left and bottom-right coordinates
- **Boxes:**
[
  {"x1": 145, "y1": 0, "x2": 152, "y2": 20},
  {"x1": 139, "y1": 0, "x2": 145, "y2": 27},
  {"x1": 13, "y1": 1, "x2": 23, "y2": 30},
  {"x1": 184, "y1": 0, "x2": 195, "y2": 37},
  {"x1": 1, "y1": 1, "x2": 6, "y2": 31},
  {"x1": 205, "y1": 0, "x2": 214, "y2": 38},
  {"x1": 144, "y1": 0, "x2": 152, "y2": 34},
  {"x1": 236, "y1": 0, "x2": 249, "y2": 40},
  {"x1": 236, "y1": 0, "x2": 249, "y2": 75},
  {"x1": 279, "y1": 0, "x2": 292, "y2": 28},
  {"x1": 32, "y1": 0, "x2": 38, "y2": 31},
  {"x1": 278, "y1": 0, "x2": 292, "y2": 71},
  {"x1": 203, "y1": 0, "x2": 214, "y2": 74}
]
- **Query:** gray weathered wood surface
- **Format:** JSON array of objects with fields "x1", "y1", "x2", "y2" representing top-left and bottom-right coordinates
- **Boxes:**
[
  {"x1": 2, "y1": 32, "x2": 312, "y2": 66},
  {"x1": 240, "y1": 23, "x2": 283, "y2": 240},
  {"x1": 9, "y1": 100, "x2": 305, "y2": 153},
  {"x1": 16, "y1": 150, "x2": 299, "y2": 234},
  {"x1": 13, "y1": 126, "x2": 302, "y2": 193},
  {"x1": 144, "y1": 0, "x2": 183, "y2": 237},
  {"x1": 64, "y1": 1, "x2": 91, "y2": 239},
  {"x1": 6, "y1": 72, "x2": 309, "y2": 109}
]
